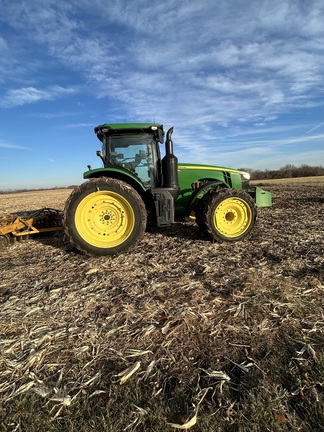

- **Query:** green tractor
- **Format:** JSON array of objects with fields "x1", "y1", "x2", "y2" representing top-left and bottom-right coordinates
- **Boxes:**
[{"x1": 64, "y1": 123, "x2": 272, "y2": 256}]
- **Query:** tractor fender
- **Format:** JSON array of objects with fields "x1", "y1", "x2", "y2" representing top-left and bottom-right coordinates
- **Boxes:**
[
  {"x1": 185, "y1": 180, "x2": 225, "y2": 217},
  {"x1": 82, "y1": 168, "x2": 156, "y2": 215},
  {"x1": 83, "y1": 167, "x2": 146, "y2": 196}
]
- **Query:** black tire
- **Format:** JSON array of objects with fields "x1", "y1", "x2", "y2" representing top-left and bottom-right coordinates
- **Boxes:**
[
  {"x1": 195, "y1": 190, "x2": 213, "y2": 232},
  {"x1": 196, "y1": 188, "x2": 256, "y2": 242},
  {"x1": 64, "y1": 178, "x2": 147, "y2": 256}
]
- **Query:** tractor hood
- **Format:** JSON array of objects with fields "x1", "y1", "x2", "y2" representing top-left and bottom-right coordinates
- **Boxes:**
[
  {"x1": 177, "y1": 163, "x2": 251, "y2": 190},
  {"x1": 178, "y1": 163, "x2": 250, "y2": 180}
]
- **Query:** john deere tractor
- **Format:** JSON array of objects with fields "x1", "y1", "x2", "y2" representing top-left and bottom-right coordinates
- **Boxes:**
[{"x1": 64, "y1": 123, "x2": 272, "y2": 256}]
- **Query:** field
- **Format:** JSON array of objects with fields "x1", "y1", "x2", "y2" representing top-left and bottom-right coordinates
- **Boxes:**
[{"x1": 0, "y1": 181, "x2": 323, "y2": 432}]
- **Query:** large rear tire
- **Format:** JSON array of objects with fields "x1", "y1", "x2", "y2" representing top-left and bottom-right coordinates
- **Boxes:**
[
  {"x1": 196, "y1": 188, "x2": 256, "y2": 242},
  {"x1": 64, "y1": 178, "x2": 147, "y2": 256}
]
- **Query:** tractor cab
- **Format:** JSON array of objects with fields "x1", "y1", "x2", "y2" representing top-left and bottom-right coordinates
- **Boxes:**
[
  {"x1": 91, "y1": 122, "x2": 180, "y2": 228},
  {"x1": 94, "y1": 123, "x2": 164, "y2": 188}
]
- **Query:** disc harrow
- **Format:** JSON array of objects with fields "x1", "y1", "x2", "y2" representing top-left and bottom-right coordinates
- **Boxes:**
[{"x1": 0, "y1": 208, "x2": 63, "y2": 249}]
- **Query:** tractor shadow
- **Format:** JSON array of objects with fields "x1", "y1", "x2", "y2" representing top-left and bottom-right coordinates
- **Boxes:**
[
  {"x1": 147, "y1": 220, "x2": 207, "y2": 241},
  {"x1": 31, "y1": 221, "x2": 206, "y2": 255},
  {"x1": 31, "y1": 231, "x2": 74, "y2": 251}
]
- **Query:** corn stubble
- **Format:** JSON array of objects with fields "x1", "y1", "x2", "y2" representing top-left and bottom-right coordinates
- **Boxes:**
[{"x1": 0, "y1": 183, "x2": 323, "y2": 431}]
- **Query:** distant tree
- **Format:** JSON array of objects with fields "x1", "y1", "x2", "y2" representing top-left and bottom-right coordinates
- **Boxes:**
[{"x1": 248, "y1": 164, "x2": 324, "y2": 180}]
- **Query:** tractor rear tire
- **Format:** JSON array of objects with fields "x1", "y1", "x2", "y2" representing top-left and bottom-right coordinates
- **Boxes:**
[
  {"x1": 64, "y1": 178, "x2": 147, "y2": 256},
  {"x1": 196, "y1": 188, "x2": 256, "y2": 242}
]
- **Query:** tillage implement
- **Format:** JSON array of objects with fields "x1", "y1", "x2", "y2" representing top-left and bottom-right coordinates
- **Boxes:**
[
  {"x1": 0, "y1": 208, "x2": 63, "y2": 249},
  {"x1": 64, "y1": 123, "x2": 272, "y2": 256}
]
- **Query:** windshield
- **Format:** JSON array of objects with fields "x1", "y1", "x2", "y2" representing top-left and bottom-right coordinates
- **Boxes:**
[{"x1": 106, "y1": 132, "x2": 158, "y2": 187}]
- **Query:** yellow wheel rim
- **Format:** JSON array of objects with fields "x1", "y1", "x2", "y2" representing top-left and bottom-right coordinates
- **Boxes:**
[
  {"x1": 75, "y1": 191, "x2": 135, "y2": 248},
  {"x1": 214, "y1": 197, "x2": 252, "y2": 238}
]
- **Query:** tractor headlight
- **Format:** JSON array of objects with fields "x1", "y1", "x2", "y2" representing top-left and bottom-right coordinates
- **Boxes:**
[
  {"x1": 241, "y1": 172, "x2": 250, "y2": 180},
  {"x1": 240, "y1": 171, "x2": 250, "y2": 188}
]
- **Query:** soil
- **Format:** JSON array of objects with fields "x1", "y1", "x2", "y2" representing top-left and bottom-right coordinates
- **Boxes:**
[{"x1": 0, "y1": 183, "x2": 323, "y2": 431}]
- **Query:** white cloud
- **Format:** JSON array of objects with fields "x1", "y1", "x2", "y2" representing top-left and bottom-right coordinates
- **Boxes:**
[
  {"x1": 60, "y1": 123, "x2": 94, "y2": 129},
  {"x1": 246, "y1": 149, "x2": 324, "y2": 170},
  {"x1": 0, "y1": 140, "x2": 28, "y2": 150},
  {"x1": 304, "y1": 122, "x2": 324, "y2": 135},
  {"x1": 1, "y1": 86, "x2": 76, "y2": 108},
  {"x1": 0, "y1": 37, "x2": 7, "y2": 50},
  {"x1": 233, "y1": 133, "x2": 324, "y2": 149},
  {"x1": 27, "y1": 111, "x2": 80, "y2": 119}
]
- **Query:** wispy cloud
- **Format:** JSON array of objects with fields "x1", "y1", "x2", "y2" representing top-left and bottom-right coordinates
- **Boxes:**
[
  {"x1": 60, "y1": 123, "x2": 94, "y2": 129},
  {"x1": 0, "y1": 140, "x2": 28, "y2": 150},
  {"x1": 27, "y1": 111, "x2": 80, "y2": 119},
  {"x1": 0, "y1": 37, "x2": 7, "y2": 50},
  {"x1": 1, "y1": 85, "x2": 77, "y2": 108},
  {"x1": 243, "y1": 149, "x2": 324, "y2": 170},
  {"x1": 230, "y1": 133, "x2": 324, "y2": 149},
  {"x1": 304, "y1": 121, "x2": 324, "y2": 135},
  {"x1": 2, "y1": 0, "x2": 324, "y2": 123}
]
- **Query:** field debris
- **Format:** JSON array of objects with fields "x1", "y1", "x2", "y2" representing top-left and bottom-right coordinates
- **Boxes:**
[
  {"x1": 115, "y1": 361, "x2": 141, "y2": 385},
  {"x1": 201, "y1": 369, "x2": 231, "y2": 381},
  {"x1": 0, "y1": 184, "x2": 323, "y2": 430},
  {"x1": 168, "y1": 387, "x2": 209, "y2": 430}
]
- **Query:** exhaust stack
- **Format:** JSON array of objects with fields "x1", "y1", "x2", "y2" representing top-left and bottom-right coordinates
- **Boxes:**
[{"x1": 162, "y1": 127, "x2": 180, "y2": 200}]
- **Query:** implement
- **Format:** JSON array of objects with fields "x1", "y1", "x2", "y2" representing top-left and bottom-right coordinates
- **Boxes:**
[{"x1": 0, "y1": 208, "x2": 63, "y2": 249}]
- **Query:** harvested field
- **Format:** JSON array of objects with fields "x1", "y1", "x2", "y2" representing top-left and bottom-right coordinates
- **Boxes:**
[
  {"x1": 250, "y1": 175, "x2": 324, "y2": 186},
  {"x1": 0, "y1": 182, "x2": 323, "y2": 432}
]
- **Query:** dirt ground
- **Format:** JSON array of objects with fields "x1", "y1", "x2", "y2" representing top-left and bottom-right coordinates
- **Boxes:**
[{"x1": 0, "y1": 183, "x2": 323, "y2": 431}]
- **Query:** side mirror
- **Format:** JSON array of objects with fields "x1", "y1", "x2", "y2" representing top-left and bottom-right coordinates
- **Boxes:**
[
  {"x1": 158, "y1": 128, "x2": 164, "y2": 143},
  {"x1": 96, "y1": 150, "x2": 106, "y2": 165}
]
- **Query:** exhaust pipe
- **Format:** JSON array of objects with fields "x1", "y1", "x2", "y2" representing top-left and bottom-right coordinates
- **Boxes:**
[
  {"x1": 162, "y1": 127, "x2": 180, "y2": 200},
  {"x1": 165, "y1": 126, "x2": 174, "y2": 155}
]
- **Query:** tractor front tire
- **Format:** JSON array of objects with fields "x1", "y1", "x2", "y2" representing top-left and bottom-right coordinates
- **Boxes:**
[
  {"x1": 64, "y1": 178, "x2": 147, "y2": 256},
  {"x1": 196, "y1": 188, "x2": 256, "y2": 242}
]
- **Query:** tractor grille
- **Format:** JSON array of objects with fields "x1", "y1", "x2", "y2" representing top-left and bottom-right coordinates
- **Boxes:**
[{"x1": 223, "y1": 171, "x2": 232, "y2": 187}]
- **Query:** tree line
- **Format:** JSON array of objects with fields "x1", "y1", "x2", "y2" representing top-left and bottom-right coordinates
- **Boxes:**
[{"x1": 242, "y1": 164, "x2": 324, "y2": 180}]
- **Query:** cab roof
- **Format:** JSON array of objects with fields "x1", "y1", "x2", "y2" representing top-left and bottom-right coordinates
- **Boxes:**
[
  {"x1": 94, "y1": 123, "x2": 164, "y2": 141},
  {"x1": 96, "y1": 123, "x2": 162, "y2": 130}
]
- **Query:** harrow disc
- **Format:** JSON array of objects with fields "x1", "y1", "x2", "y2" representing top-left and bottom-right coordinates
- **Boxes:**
[{"x1": 0, "y1": 235, "x2": 10, "y2": 250}]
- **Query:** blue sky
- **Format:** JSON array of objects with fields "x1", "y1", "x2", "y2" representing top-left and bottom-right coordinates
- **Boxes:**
[{"x1": 1, "y1": 0, "x2": 324, "y2": 190}]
